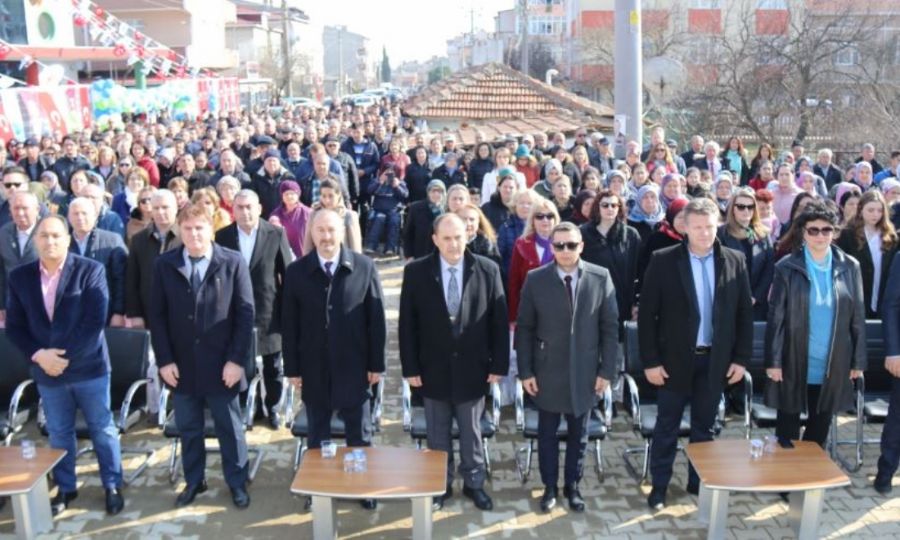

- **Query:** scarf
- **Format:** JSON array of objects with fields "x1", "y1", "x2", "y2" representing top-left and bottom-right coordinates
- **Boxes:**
[
  {"x1": 534, "y1": 234, "x2": 555, "y2": 265},
  {"x1": 804, "y1": 245, "x2": 833, "y2": 307},
  {"x1": 124, "y1": 187, "x2": 139, "y2": 210},
  {"x1": 627, "y1": 185, "x2": 665, "y2": 226}
]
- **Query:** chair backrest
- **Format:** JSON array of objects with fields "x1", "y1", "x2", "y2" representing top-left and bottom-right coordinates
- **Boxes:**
[
  {"x1": 0, "y1": 330, "x2": 36, "y2": 407},
  {"x1": 746, "y1": 321, "x2": 768, "y2": 397},
  {"x1": 864, "y1": 320, "x2": 891, "y2": 393},
  {"x1": 106, "y1": 328, "x2": 151, "y2": 406},
  {"x1": 623, "y1": 321, "x2": 659, "y2": 404}
]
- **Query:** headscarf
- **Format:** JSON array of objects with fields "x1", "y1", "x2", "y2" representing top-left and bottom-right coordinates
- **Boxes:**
[
  {"x1": 426, "y1": 179, "x2": 447, "y2": 215},
  {"x1": 659, "y1": 172, "x2": 684, "y2": 209},
  {"x1": 658, "y1": 197, "x2": 688, "y2": 241},
  {"x1": 880, "y1": 178, "x2": 900, "y2": 196},
  {"x1": 834, "y1": 182, "x2": 860, "y2": 206},
  {"x1": 627, "y1": 184, "x2": 665, "y2": 226}
]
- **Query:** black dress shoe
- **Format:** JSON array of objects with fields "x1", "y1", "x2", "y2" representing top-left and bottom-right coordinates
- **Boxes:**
[
  {"x1": 647, "y1": 486, "x2": 666, "y2": 510},
  {"x1": 50, "y1": 490, "x2": 78, "y2": 516},
  {"x1": 462, "y1": 486, "x2": 493, "y2": 511},
  {"x1": 360, "y1": 498, "x2": 377, "y2": 510},
  {"x1": 231, "y1": 485, "x2": 250, "y2": 509},
  {"x1": 432, "y1": 485, "x2": 453, "y2": 511},
  {"x1": 874, "y1": 474, "x2": 893, "y2": 495},
  {"x1": 539, "y1": 486, "x2": 557, "y2": 513},
  {"x1": 175, "y1": 481, "x2": 208, "y2": 507},
  {"x1": 563, "y1": 485, "x2": 585, "y2": 512},
  {"x1": 105, "y1": 488, "x2": 124, "y2": 515}
]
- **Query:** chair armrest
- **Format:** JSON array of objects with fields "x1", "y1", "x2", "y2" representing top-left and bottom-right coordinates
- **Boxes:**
[
  {"x1": 743, "y1": 371, "x2": 753, "y2": 429},
  {"x1": 284, "y1": 384, "x2": 296, "y2": 426},
  {"x1": 244, "y1": 374, "x2": 262, "y2": 428},
  {"x1": 401, "y1": 379, "x2": 412, "y2": 431},
  {"x1": 118, "y1": 378, "x2": 150, "y2": 432},
  {"x1": 601, "y1": 384, "x2": 613, "y2": 429},
  {"x1": 489, "y1": 382, "x2": 501, "y2": 428},
  {"x1": 621, "y1": 373, "x2": 641, "y2": 431},
  {"x1": 7, "y1": 379, "x2": 35, "y2": 433},
  {"x1": 372, "y1": 375, "x2": 385, "y2": 430},
  {"x1": 158, "y1": 386, "x2": 171, "y2": 428},
  {"x1": 514, "y1": 380, "x2": 525, "y2": 431}
]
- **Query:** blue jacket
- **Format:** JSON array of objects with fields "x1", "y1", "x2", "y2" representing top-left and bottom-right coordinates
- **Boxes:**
[
  {"x1": 367, "y1": 177, "x2": 408, "y2": 213},
  {"x1": 6, "y1": 254, "x2": 110, "y2": 386},
  {"x1": 148, "y1": 244, "x2": 255, "y2": 396},
  {"x1": 497, "y1": 216, "x2": 525, "y2": 278},
  {"x1": 97, "y1": 207, "x2": 126, "y2": 239},
  {"x1": 341, "y1": 138, "x2": 380, "y2": 183},
  {"x1": 69, "y1": 228, "x2": 128, "y2": 318}
]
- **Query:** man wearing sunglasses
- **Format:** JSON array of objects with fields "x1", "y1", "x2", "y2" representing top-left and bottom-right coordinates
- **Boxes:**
[{"x1": 515, "y1": 222, "x2": 619, "y2": 513}]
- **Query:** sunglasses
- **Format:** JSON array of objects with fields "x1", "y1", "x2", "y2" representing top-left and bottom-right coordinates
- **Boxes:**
[
  {"x1": 533, "y1": 213, "x2": 555, "y2": 221},
  {"x1": 119, "y1": 163, "x2": 130, "y2": 167},
  {"x1": 3, "y1": 183, "x2": 22, "y2": 189},
  {"x1": 599, "y1": 202, "x2": 619, "y2": 209},
  {"x1": 552, "y1": 241, "x2": 581, "y2": 251},
  {"x1": 805, "y1": 226, "x2": 835, "y2": 237},
  {"x1": 734, "y1": 203, "x2": 755, "y2": 211}
]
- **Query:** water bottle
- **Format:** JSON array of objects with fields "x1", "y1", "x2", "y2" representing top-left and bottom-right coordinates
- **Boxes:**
[
  {"x1": 352, "y1": 448, "x2": 367, "y2": 473},
  {"x1": 343, "y1": 452, "x2": 356, "y2": 473}
]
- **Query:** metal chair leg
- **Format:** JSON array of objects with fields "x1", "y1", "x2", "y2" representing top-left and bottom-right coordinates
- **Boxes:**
[
  {"x1": 483, "y1": 438, "x2": 492, "y2": 478},
  {"x1": 642, "y1": 440, "x2": 650, "y2": 482},
  {"x1": 248, "y1": 447, "x2": 265, "y2": 482},
  {"x1": 594, "y1": 439, "x2": 604, "y2": 482},
  {"x1": 168, "y1": 439, "x2": 180, "y2": 484},
  {"x1": 525, "y1": 439, "x2": 533, "y2": 483},
  {"x1": 121, "y1": 446, "x2": 155, "y2": 485}
]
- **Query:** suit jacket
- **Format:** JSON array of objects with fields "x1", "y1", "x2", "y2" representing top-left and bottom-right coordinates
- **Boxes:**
[
  {"x1": 282, "y1": 248, "x2": 386, "y2": 409},
  {"x1": 216, "y1": 221, "x2": 293, "y2": 355},
  {"x1": 837, "y1": 230, "x2": 898, "y2": 318},
  {"x1": 515, "y1": 261, "x2": 619, "y2": 416},
  {"x1": 696, "y1": 157, "x2": 727, "y2": 177},
  {"x1": 6, "y1": 255, "x2": 109, "y2": 387},
  {"x1": 813, "y1": 164, "x2": 843, "y2": 190},
  {"x1": 402, "y1": 200, "x2": 438, "y2": 259},
  {"x1": 638, "y1": 241, "x2": 753, "y2": 396},
  {"x1": 70, "y1": 228, "x2": 128, "y2": 318},
  {"x1": 882, "y1": 252, "x2": 900, "y2": 357},
  {"x1": 148, "y1": 244, "x2": 255, "y2": 396},
  {"x1": 0, "y1": 222, "x2": 38, "y2": 307},
  {"x1": 399, "y1": 251, "x2": 510, "y2": 404},
  {"x1": 125, "y1": 225, "x2": 180, "y2": 320}
]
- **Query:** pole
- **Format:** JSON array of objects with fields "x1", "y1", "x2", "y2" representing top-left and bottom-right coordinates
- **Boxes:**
[
  {"x1": 337, "y1": 26, "x2": 344, "y2": 99},
  {"x1": 614, "y1": 0, "x2": 642, "y2": 158},
  {"x1": 135, "y1": 61, "x2": 146, "y2": 89},
  {"x1": 281, "y1": 0, "x2": 292, "y2": 97},
  {"x1": 520, "y1": 0, "x2": 529, "y2": 77}
]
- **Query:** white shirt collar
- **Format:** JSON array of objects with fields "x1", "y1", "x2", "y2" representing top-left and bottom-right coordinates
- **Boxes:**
[
  {"x1": 317, "y1": 250, "x2": 340, "y2": 273},
  {"x1": 439, "y1": 255, "x2": 463, "y2": 275}
]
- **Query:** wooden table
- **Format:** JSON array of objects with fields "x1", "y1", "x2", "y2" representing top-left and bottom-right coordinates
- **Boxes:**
[
  {"x1": 0, "y1": 446, "x2": 66, "y2": 540},
  {"x1": 290, "y1": 447, "x2": 447, "y2": 540},
  {"x1": 686, "y1": 440, "x2": 850, "y2": 540}
]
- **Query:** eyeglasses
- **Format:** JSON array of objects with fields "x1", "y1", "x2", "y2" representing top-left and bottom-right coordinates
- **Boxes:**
[
  {"x1": 552, "y1": 241, "x2": 581, "y2": 251},
  {"x1": 599, "y1": 202, "x2": 619, "y2": 209},
  {"x1": 734, "y1": 203, "x2": 755, "y2": 211},
  {"x1": 119, "y1": 163, "x2": 130, "y2": 167},
  {"x1": 533, "y1": 213, "x2": 555, "y2": 221},
  {"x1": 3, "y1": 183, "x2": 22, "y2": 189},
  {"x1": 139, "y1": 198, "x2": 152, "y2": 204},
  {"x1": 805, "y1": 226, "x2": 835, "y2": 237}
]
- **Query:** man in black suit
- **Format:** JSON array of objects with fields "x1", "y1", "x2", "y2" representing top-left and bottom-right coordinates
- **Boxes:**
[
  {"x1": 283, "y1": 209, "x2": 386, "y2": 510},
  {"x1": 696, "y1": 141, "x2": 725, "y2": 178},
  {"x1": 68, "y1": 197, "x2": 128, "y2": 327},
  {"x1": 638, "y1": 197, "x2": 753, "y2": 510},
  {"x1": 680, "y1": 135, "x2": 705, "y2": 170},
  {"x1": 216, "y1": 190, "x2": 293, "y2": 428},
  {"x1": 399, "y1": 213, "x2": 509, "y2": 511},
  {"x1": 149, "y1": 203, "x2": 255, "y2": 509},
  {"x1": 813, "y1": 148, "x2": 843, "y2": 190}
]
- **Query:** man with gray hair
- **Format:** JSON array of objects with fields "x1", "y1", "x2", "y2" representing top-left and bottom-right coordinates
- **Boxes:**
[
  {"x1": 698, "y1": 141, "x2": 724, "y2": 177},
  {"x1": 0, "y1": 190, "x2": 40, "y2": 327},
  {"x1": 638, "y1": 197, "x2": 753, "y2": 509},
  {"x1": 82, "y1": 183, "x2": 125, "y2": 239},
  {"x1": 857, "y1": 142, "x2": 884, "y2": 175},
  {"x1": 814, "y1": 148, "x2": 843, "y2": 189}
]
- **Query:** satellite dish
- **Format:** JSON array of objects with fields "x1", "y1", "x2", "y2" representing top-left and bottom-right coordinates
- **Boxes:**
[
  {"x1": 40, "y1": 64, "x2": 66, "y2": 86},
  {"x1": 642, "y1": 56, "x2": 686, "y2": 101}
]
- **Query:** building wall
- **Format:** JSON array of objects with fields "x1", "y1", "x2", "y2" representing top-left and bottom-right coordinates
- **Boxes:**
[{"x1": 322, "y1": 25, "x2": 370, "y2": 94}]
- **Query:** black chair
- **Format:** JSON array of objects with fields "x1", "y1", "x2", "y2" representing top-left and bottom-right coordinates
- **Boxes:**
[
  {"x1": 620, "y1": 322, "x2": 725, "y2": 483},
  {"x1": 742, "y1": 321, "x2": 797, "y2": 439},
  {"x1": 401, "y1": 380, "x2": 501, "y2": 477},
  {"x1": 513, "y1": 380, "x2": 611, "y2": 484},
  {"x1": 286, "y1": 378, "x2": 385, "y2": 470},
  {"x1": 36, "y1": 328, "x2": 154, "y2": 484},
  {"x1": 158, "y1": 329, "x2": 264, "y2": 484},
  {"x1": 0, "y1": 330, "x2": 37, "y2": 446}
]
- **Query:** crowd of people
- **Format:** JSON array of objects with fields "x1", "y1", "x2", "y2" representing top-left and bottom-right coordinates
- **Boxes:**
[{"x1": 0, "y1": 99, "x2": 899, "y2": 521}]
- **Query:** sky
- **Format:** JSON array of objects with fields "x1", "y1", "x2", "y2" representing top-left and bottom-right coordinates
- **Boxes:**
[{"x1": 302, "y1": 0, "x2": 513, "y2": 64}]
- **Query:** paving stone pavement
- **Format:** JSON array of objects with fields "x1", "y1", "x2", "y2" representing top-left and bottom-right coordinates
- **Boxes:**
[{"x1": 1, "y1": 257, "x2": 897, "y2": 539}]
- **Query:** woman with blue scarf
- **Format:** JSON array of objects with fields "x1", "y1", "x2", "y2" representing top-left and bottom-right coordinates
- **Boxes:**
[
  {"x1": 765, "y1": 201, "x2": 866, "y2": 451},
  {"x1": 627, "y1": 184, "x2": 665, "y2": 242}
]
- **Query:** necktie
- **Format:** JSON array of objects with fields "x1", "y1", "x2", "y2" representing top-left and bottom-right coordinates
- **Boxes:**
[
  {"x1": 699, "y1": 255, "x2": 714, "y2": 345},
  {"x1": 564, "y1": 275, "x2": 574, "y2": 310},
  {"x1": 189, "y1": 255, "x2": 203, "y2": 299},
  {"x1": 324, "y1": 261, "x2": 333, "y2": 282},
  {"x1": 447, "y1": 267, "x2": 460, "y2": 319}
]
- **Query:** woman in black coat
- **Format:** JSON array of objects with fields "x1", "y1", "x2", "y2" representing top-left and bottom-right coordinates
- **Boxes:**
[
  {"x1": 717, "y1": 188, "x2": 775, "y2": 321},
  {"x1": 836, "y1": 190, "x2": 899, "y2": 319},
  {"x1": 468, "y1": 143, "x2": 495, "y2": 192},
  {"x1": 405, "y1": 146, "x2": 432, "y2": 203},
  {"x1": 481, "y1": 173, "x2": 516, "y2": 232},
  {"x1": 457, "y1": 202, "x2": 502, "y2": 268},
  {"x1": 402, "y1": 180, "x2": 445, "y2": 260},
  {"x1": 765, "y1": 201, "x2": 866, "y2": 449}
]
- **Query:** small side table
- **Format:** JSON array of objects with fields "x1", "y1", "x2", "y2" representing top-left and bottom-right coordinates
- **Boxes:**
[{"x1": 0, "y1": 446, "x2": 66, "y2": 540}]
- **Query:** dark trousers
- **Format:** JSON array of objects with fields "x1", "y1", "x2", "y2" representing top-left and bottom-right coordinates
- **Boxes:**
[
  {"x1": 260, "y1": 352, "x2": 284, "y2": 413},
  {"x1": 650, "y1": 354, "x2": 719, "y2": 490},
  {"x1": 423, "y1": 396, "x2": 486, "y2": 489},
  {"x1": 537, "y1": 409, "x2": 589, "y2": 488},
  {"x1": 878, "y1": 376, "x2": 900, "y2": 478},
  {"x1": 305, "y1": 399, "x2": 371, "y2": 449},
  {"x1": 173, "y1": 391, "x2": 248, "y2": 489},
  {"x1": 776, "y1": 384, "x2": 832, "y2": 448}
]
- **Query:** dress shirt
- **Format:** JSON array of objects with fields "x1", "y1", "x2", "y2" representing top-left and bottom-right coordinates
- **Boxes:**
[
  {"x1": 40, "y1": 255, "x2": 67, "y2": 322},
  {"x1": 866, "y1": 228, "x2": 883, "y2": 313},
  {"x1": 182, "y1": 247, "x2": 212, "y2": 281},
  {"x1": 73, "y1": 231, "x2": 90, "y2": 256},
  {"x1": 16, "y1": 224, "x2": 35, "y2": 256},
  {"x1": 237, "y1": 224, "x2": 258, "y2": 266},
  {"x1": 556, "y1": 265, "x2": 579, "y2": 307},
  {"x1": 317, "y1": 250, "x2": 340, "y2": 277},
  {"x1": 439, "y1": 255, "x2": 464, "y2": 309},
  {"x1": 689, "y1": 248, "x2": 716, "y2": 347}
]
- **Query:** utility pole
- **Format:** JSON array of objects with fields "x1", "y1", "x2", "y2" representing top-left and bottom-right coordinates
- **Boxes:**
[
  {"x1": 337, "y1": 26, "x2": 344, "y2": 99},
  {"x1": 520, "y1": 0, "x2": 529, "y2": 77},
  {"x1": 281, "y1": 0, "x2": 292, "y2": 97},
  {"x1": 614, "y1": 0, "x2": 642, "y2": 158}
]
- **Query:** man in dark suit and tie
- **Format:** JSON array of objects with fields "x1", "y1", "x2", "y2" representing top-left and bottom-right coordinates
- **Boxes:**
[
  {"x1": 516, "y1": 222, "x2": 620, "y2": 513},
  {"x1": 696, "y1": 141, "x2": 725, "y2": 178},
  {"x1": 6, "y1": 215, "x2": 125, "y2": 515},
  {"x1": 638, "y1": 197, "x2": 753, "y2": 510},
  {"x1": 399, "y1": 213, "x2": 509, "y2": 511},
  {"x1": 216, "y1": 190, "x2": 293, "y2": 427},
  {"x1": 149, "y1": 203, "x2": 255, "y2": 509},
  {"x1": 812, "y1": 148, "x2": 843, "y2": 190},
  {"x1": 68, "y1": 197, "x2": 128, "y2": 327},
  {"x1": 0, "y1": 191, "x2": 40, "y2": 328},
  {"x1": 282, "y1": 209, "x2": 386, "y2": 510}
]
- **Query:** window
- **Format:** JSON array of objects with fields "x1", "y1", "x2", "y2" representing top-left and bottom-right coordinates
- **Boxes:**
[
  {"x1": 686, "y1": 36, "x2": 718, "y2": 65},
  {"x1": 528, "y1": 16, "x2": 565, "y2": 35},
  {"x1": 692, "y1": 0, "x2": 722, "y2": 8},
  {"x1": 757, "y1": 0, "x2": 787, "y2": 8},
  {"x1": 834, "y1": 45, "x2": 860, "y2": 66},
  {"x1": 756, "y1": 36, "x2": 788, "y2": 65}
]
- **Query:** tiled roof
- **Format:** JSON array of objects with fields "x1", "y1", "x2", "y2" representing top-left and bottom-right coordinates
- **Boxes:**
[
  {"x1": 403, "y1": 62, "x2": 614, "y2": 121},
  {"x1": 449, "y1": 112, "x2": 614, "y2": 147}
]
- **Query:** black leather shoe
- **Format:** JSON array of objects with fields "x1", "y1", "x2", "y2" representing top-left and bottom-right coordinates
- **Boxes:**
[
  {"x1": 647, "y1": 486, "x2": 666, "y2": 510},
  {"x1": 563, "y1": 485, "x2": 585, "y2": 512},
  {"x1": 462, "y1": 486, "x2": 493, "y2": 511},
  {"x1": 539, "y1": 486, "x2": 557, "y2": 513},
  {"x1": 105, "y1": 488, "x2": 124, "y2": 515},
  {"x1": 360, "y1": 498, "x2": 377, "y2": 510},
  {"x1": 874, "y1": 474, "x2": 893, "y2": 495},
  {"x1": 175, "y1": 481, "x2": 208, "y2": 507},
  {"x1": 51, "y1": 490, "x2": 78, "y2": 516},
  {"x1": 686, "y1": 480, "x2": 700, "y2": 496},
  {"x1": 432, "y1": 485, "x2": 453, "y2": 511},
  {"x1": 231, "y1": 485, "x2": 250, "y2": 509}
]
